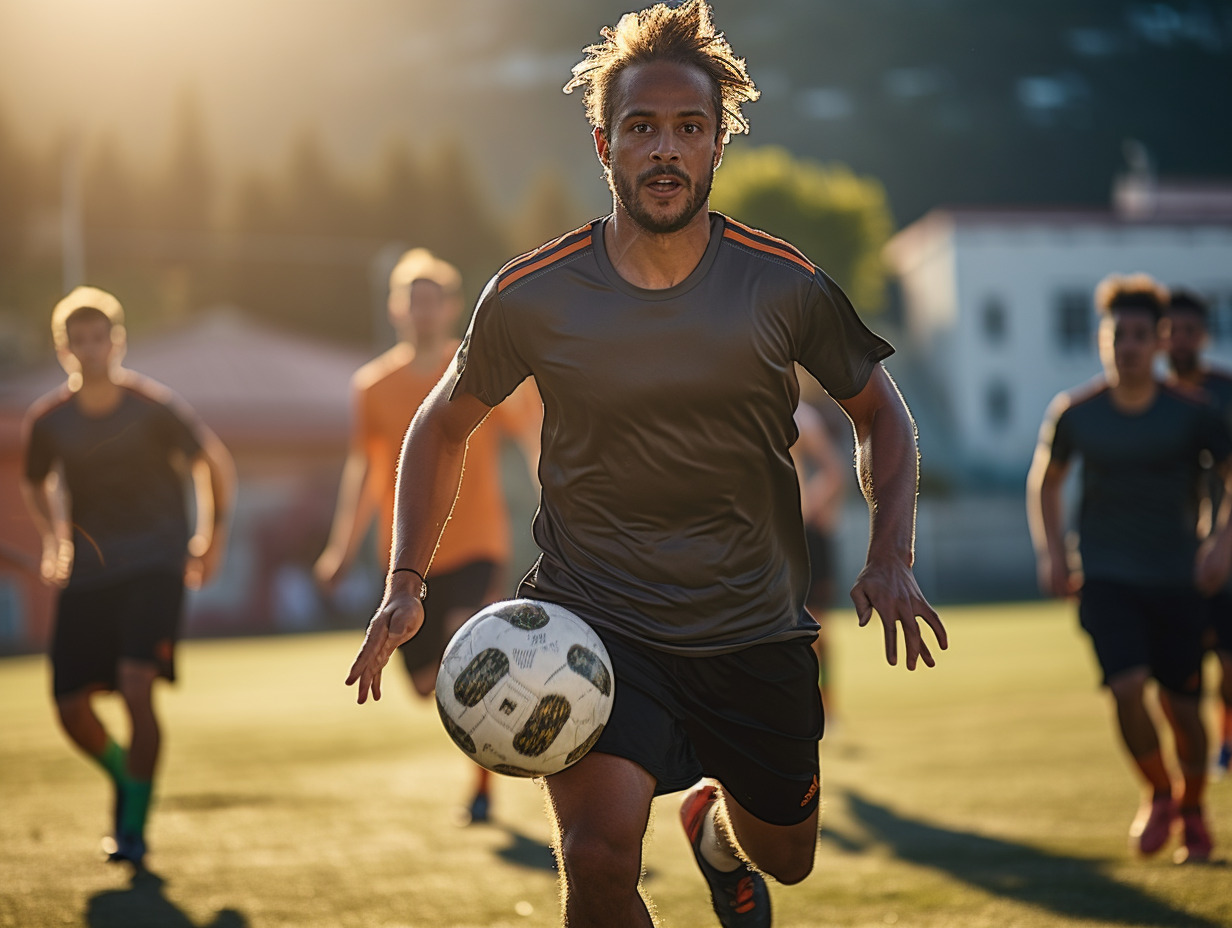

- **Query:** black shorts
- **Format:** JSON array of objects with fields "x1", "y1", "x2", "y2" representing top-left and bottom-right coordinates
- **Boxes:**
[
  {"x1": 1207, "y1": 590, "x2": 1232, "y2": 654},
  {"x1": 398, "y1": 561, "x2": 498, "y2": 674},
  {"x1": 1078, "y1": 579, "x2": 1206, "y2": 697},
  {"x1": 586, "y1": 628, "x2": 823, "y2": 827},
  {"x1": 804, "y1": 526, "x2": 835, "y2": 610},
  {"x1": 51, "y1": 570, "x2": 185, "y2": 698}
]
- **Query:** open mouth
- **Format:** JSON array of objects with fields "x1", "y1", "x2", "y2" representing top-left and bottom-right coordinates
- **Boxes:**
[{"x1": 643, "y1": 170, "x2": 688, "y2": 197}]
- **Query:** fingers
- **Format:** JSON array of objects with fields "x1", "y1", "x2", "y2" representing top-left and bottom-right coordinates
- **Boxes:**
[
  {"x1": 851, "y1": 587, "x2": 874, "y2": 628},
  {"x1": 880, "y1": 613, "x2": 898, "y2": 666},
  {"x1": 870, "y1": 602, "x2": 945, "y2": 671}
]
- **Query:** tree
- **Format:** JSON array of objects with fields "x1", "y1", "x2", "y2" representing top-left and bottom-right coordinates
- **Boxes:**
[
  {"x1": 157, "y1": 85, "x2": 214, "y2": 233},
  {"x1": 710, "y1": 146, "x2": 893, "y2": 312},
  {"x1": 508, "y1": 170, "x2": 590, "y2": 258}
]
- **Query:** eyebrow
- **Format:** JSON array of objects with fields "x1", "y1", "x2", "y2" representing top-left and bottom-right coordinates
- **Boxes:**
[{"x1": 620, "y1": 108, "x2": 712, "y2": 122}]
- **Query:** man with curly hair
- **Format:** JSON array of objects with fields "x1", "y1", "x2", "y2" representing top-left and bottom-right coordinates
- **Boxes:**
[
  {"x1": 348, "y1": 3, "x2": 944, "y2": 925},
  {"x1": 1028, "y1": 273, "x2": 1232, "y2": 864}
]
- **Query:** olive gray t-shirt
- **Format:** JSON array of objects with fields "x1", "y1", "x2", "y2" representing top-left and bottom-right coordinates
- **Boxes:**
[
  {"x1": 24, "y1": 380, "x2": 204, "y2": 590},
  {"x1": 1043, "y1": 380, "x2": 1232, "y2": 587},
  {"x1": 451, "y1": 212, "x2": 893, "y2": 653}
]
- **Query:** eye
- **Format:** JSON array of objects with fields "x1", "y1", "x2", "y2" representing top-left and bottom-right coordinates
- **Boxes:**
[{"x1": 631, "y1": 122, "x2": 652, "y2": 133}]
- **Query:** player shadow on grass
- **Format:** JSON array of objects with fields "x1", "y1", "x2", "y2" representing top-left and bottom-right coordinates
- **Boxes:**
[
  {"x1": 86, "y1": 870, "x2": 248, "y2": 928},
  {"x1": 493, "y1": 823, "x2": 559, "y2": 873},
  {"x1": 823, "y1": 790, "x2": 1225, "y2": 928}
]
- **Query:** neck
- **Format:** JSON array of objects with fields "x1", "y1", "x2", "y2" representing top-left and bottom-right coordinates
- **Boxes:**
[
  {"x1": 74, "y1": 370, "x2": 123, "y2": 412},
  {"x1": 1108, "y1": 373, "x2": 1157, "y2": 411},
  {"x1": 603, "y1": 205, "x2": 711, "y2": 290},
  {"x1": 406, "y1": 333, "x2": 450, "y2": 373}
]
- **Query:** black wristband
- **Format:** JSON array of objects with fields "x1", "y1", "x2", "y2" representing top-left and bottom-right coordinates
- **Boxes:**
[{"x1": 391, "y1": 567, "x2": 428, "y2": 602}]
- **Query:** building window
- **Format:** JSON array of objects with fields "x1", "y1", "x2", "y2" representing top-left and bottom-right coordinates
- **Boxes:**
[
  {"x1": 1054, "y1": 291, "x2": 1092, "y2": 352},
  {"x1": 981, "y1": 296, "x2": 1008, "y2": 344},
  {"x1": 986, "y1": 380, "x2": 1011, "y2": 429}
]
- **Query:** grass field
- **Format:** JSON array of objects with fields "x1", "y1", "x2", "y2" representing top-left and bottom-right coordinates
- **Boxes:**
[{"x1": 1, "y1": 601, "x2": 1230, "y2": 928}]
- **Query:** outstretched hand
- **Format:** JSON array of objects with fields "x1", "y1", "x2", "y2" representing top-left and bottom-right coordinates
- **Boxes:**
[
  {"x1": 850, "y1": 558, "x2": 947, "y2": 670},
  {"x1": 345, "y1": 584, "x2": 426, "y2": 703}
]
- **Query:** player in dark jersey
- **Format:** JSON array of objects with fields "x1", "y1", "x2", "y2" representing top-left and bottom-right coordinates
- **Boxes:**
[
  {"x1": 20, "y1": 287, "x2": 235, "y2": 869},
  {"x1": 346, "y1": 4, "x2": 945, "y2": 926},
  {"x1": 1164, "y1": 287, "x2": 1232, "y2": 777},
  {"x1": 1028, "y1": 274, "x2": 1232, "y2": 865}
]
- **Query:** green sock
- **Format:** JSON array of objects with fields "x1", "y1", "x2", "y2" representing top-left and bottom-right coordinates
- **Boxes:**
[
  {"x1": 119, "y1": 780, "x2": 153, "y2": 837},
  {"x1": 93, "y1": 738, "x2": 130, "y2": 786}
]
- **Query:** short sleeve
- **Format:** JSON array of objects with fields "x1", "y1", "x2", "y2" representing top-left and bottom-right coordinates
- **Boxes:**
[
  {"x1": 450, "y1": 275, "x2": 533, "y2": 406},
  {"x1": 162, "y1": 403, "x2": 204, "y2": 459},
  {"x1": 23, "y1": 414, "x2": 55, "y2": 483},
  {"x1": 1042, "y1": 399, "x2": 1075, "y2": 466},
  {"x1": 1201, "y1": 401, "x2": 1232, "y2": 465},
  {"x1": 796, "y1": 270, "x2": 894, "y2": 400}
]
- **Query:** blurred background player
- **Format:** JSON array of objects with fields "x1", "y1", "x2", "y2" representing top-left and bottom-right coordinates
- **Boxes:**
[
  {"x1": 315, "y1": 248, "x2": 540, "y2": 824},
  {"x1": 1164, "y1": 287, "x2": 1232, "y2": 777},
  {"x1": 20, "y1": 286, "x2": 234, "y2": 868},
  {"x1": 1027, "y1": 273, "x2": 1232, "y2": 864},
  {"x1": 790, "y1": 397, "x2": 845, "y2": 711}
]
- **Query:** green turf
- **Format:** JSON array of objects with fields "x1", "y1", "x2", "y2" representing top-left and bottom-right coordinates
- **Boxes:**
[{"x1": 1, "y1": 602, "x2": 1230, "y2": 927}]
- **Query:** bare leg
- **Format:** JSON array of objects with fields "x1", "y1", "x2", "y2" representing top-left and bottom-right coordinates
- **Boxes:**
[
  {"x1": 545, "y1": 752, "x2": 657, "y2": 928},
  {"x1": 55, "y1": 689, "x2": 109, "y2": 758},
  {"x1": 117, "y1": 660, "x2": 160, "y2": 780},
  {"x1": 1107, "y1": 668, "x2": 1172, "y2": 792},
  {"x1": 717, "y1": 786, "x2": 819, "y2": 886},
  {"x1": 1158, "y1": 690, "x2": 1208, "y2": 808}
]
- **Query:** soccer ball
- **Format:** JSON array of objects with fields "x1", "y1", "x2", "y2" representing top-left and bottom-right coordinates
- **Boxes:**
[{"x1": 435, "y1": 598, "x2": 615, "y2": 777}]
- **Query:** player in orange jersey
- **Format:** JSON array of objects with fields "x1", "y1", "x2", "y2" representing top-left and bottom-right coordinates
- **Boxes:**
[{"x1": 316, "y1": 249, "x2": 540, "y2": 823}]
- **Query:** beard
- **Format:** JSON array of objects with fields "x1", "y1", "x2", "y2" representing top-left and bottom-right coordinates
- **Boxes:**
[
  {"x1": 1169, "y1": 350, "x2": 1199, "y2": 377},
  {"x1": 612, "y1": 161, "x2": 714, "y2": 235}
]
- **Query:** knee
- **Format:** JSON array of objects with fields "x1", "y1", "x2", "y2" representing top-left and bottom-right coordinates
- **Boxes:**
[
  {"x1": 756, "y1": 834, "x2": 816, "y2": 886},
  {"x1": 55, "y1": 693, "x2": 90, "y2": 729},
  {"x1": 116, "y1": 663, "x2": 157, "y2": 709},
  {"x1": 557, "y1": 827, "x2": 642, "y2": 898},
  {"x1": 1107, "y1": 672, "x2": 1149, "y2": 705}
]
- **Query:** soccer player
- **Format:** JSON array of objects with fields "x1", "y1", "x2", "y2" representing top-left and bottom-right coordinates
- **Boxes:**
[
  {"x1": 791, "y1": 398, "x2": 846, "y2": 710},
  {"x1": 1164, "y1": 288, "x2": 1232, "y2": 777},
  {"x1": 315, "y1": 248, "x2": 540, "y2": 824},
  {"x1": 1027, "y1": 274, "x2": 1232, "y2": 865},
  {"x1": 347, "y1": 4, "x2": 945, "y2": 926},
  {"x1": 20, "y1": 286, "x2": 234, "y2": 868}
]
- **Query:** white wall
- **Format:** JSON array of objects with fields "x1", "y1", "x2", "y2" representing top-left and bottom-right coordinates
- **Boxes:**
[{"x1": 897, "y1": 217, "x2": 1232, "y2": 480}]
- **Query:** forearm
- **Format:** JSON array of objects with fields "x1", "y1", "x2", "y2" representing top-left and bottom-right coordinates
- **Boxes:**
[
  {"x1": 1026, "y1": 458, "x2": 1067, "y2": 564},
  {"x1": 323, "y1": 452, "x2": 373, "y2": 563},
  {"x1": 191, "y1": 437, "x2": 235, "y2": 551},
  {"x1": 19, "y1": 479, "x2": 58, "y2": 543},
  {"x1": 389, "y1": 389, "x2": 486, "y2": 578},
  {"x1": 854, "y1": 397, "x2": 919, "y2": 566}
]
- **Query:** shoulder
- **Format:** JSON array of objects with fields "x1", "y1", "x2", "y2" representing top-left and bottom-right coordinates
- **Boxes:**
[
  {"x1": 717, "y1": 214, "x2": 817, "y2": 283},
  {"x1": 119, "y1": 371, "x2": 203, "y2": 429},
  {"x1": 24, "y1": 385, "x2": 74, "y2": 428},
  {"x1": 1049, "y1": 375, "x2": 1109, "y2": 419},
  {"x1": 1159, "y1": 380, "x2": 1215, "y2": 409},
  {"x1": 494, "y1": 222, "x2": 599, "y2": 297},
  {"x1": 352, "y1": 345, "x2": 413, "y2": 392}
]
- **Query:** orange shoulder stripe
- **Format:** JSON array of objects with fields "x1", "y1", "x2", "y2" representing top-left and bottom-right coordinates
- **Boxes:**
[
  {"x1": 498, "y1": 225, "x2": 593, "y2": 292},
  {"x1": 722, "y1": 221, "x2": 815, "y2": 276}
]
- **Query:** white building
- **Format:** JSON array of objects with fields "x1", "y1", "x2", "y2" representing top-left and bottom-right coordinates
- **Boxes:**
[{"x1": 884, "y1": 175, "x2": 1232, "y2": 486}]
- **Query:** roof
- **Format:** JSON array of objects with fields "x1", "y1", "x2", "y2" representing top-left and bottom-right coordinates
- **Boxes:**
[{"x1": 0, "y1": 310, "x2": 373, "y2": 445}]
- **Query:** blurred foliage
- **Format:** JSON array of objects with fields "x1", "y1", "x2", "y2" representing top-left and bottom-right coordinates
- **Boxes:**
[
  {"x1": 710, "y1": 146, "x2": 893, "y2": 312},
  {"x1": 0, "y1": 94, "x2": 591, "y2": 365}
]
